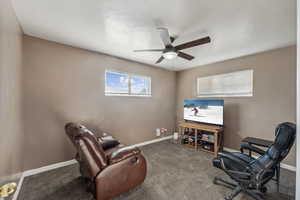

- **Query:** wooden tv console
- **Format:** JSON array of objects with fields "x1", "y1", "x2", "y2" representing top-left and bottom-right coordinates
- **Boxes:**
[{"x1": 178, "y1": 122, "x2": 224, "y2": 156}]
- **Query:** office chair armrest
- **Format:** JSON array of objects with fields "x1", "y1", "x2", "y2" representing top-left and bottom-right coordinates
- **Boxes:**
[{"x1": 240, "y1": 143, "x2": 266, "y2": 155}]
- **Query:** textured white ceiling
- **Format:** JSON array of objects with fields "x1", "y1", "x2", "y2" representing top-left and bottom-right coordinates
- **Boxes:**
[{"x1": 12, "y1": 0, "x2": 296, "y2": 71}]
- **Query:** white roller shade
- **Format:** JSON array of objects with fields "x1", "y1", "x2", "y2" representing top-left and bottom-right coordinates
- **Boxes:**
[{"x1": 197, "y1": 69, "x2": 253, "y2": 97}]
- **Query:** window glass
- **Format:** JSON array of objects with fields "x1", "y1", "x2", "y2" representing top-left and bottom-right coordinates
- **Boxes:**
[
  {"x1": 105, "y1": 71, "x2": 129, "y2": 94},
  {"x1": 131, "y1": 76, "x2": 151, "y2": 95},
  {"x1": 105, "y1": 71, "x2": 151, "y2": 97}
]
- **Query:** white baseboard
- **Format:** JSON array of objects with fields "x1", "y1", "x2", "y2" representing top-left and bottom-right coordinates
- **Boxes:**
[
  {"x1": 12, "y1": 174, "x2": 24, "y2": 200},
  {"x1": 0, "y1": 173, "x2": 22, "y2": 200},
  {"x1": 11, "y1": 136, "x2": 172, "y2": 200},
  {"x1": 223, "y1": 147, "x2": 296, "y2": 172},
  {"x1": 23, "y1": 159, "x2": 77, "y2": 177},
  {"x1": 131, "y1": 135, "x2": 173, "y2": 148},
  {"x1": 13, "y1": 136, "x2": 171, "y2": 180},
  {"x1": 0, "y1": 173, "x2": 22, "y2": 185},
  {"x1": 12, "y1": 159, "x2": 77, "y2": 200}
]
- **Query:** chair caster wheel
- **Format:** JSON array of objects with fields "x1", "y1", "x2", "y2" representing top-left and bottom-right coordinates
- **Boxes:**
[
  {"x1": 213, "y1": 178, "x2": 218, "y2": 184},
  {"x1": 260, "y1": 186, "x2": 267, "y2": 193}
]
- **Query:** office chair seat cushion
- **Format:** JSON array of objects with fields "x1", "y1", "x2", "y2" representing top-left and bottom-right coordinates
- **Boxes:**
[
  {"x1": 231, "y1": 152, "x2": 255, "y2": 163},
  {"x1": 213, "y1": 152, "x2": 255, "y2": 172}
]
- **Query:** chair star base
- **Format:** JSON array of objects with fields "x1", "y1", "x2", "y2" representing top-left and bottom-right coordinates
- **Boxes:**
[{"x1": 213, "y1": 177, "x2": 265, "y2": 200}]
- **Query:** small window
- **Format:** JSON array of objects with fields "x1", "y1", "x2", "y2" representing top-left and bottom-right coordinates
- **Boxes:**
[
  {"x1": 196, "y1": 69, "x2": 253, "y2": 97},
  {"x1": 105, "y1": 71, "x2": 151, "y2": 97}
]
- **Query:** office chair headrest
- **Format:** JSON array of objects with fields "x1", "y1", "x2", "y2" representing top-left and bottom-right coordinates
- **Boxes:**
[
  {"x1": 267, "y1": 122, "x2": 296, "y2": 161},
  {"x1": 274, "y1": 122, "x2": 296, "y2": 150}
]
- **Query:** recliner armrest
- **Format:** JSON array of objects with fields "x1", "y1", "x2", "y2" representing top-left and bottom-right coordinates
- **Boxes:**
[
  {"x1": 97, "y1": 138, "x2": 120, "y2": 150},
  {"x1": 95, "y1": 153, "x2": 147, "y2": 200},
  {"x1": 108, "y1": 146, "x2": 141, "y2": 164},
  {"x1": 240, "y1": 143, "x2": 266, "y2": 155}
]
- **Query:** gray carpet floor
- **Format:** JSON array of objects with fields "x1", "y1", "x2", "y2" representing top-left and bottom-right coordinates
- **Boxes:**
[{"x1": 18, "y1": 141, "x2": 295, "y2": 200}]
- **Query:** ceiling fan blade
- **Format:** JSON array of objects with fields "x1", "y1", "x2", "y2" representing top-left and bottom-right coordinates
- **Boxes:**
[
  {"x1": 157, "y1": 27, "x2": 172, "y2": 47},
  {"x1": 178, "y1": 51, "x2": 195, "y2": 61},
  {"x1": 134, "y1": 49, "x2": 164, "y2": 52},
  {"x1": 175, "y1": 36, "x2": 211, "y2": 50},
  {"x1": 155, "y1": 56, "x2": 164, "y2": 64}
]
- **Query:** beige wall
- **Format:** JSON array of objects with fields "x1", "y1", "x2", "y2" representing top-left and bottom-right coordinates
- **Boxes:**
[
  {"x1": 22, "y1": 36, "x2": 177, "y2": 170},
  {"x1": 0, "y1": 0, "x2": 24, "y2": 181},
  {"x1": 1, "y1": 16, "x2": 296, "y2": 173},
  {"x1": 176, "y1": 46, "x2": 297, "y2": 166},
  {"x1": 21, "y1": 37, "x2": 297, "y2": 169}
]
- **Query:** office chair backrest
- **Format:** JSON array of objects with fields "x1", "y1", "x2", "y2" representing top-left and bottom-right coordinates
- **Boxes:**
[
  {"x1": 272, "y1": 122, "x2": 296, "y2": 162},
  {"x1": 251, "y1": 122, "x2": 296, "y2": 174}
]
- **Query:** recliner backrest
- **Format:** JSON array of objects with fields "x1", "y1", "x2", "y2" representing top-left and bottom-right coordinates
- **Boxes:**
[
  {"x1": 65, "y1": 122, "x2": 108, "y2": 176},
  {"x1": 65, "y1": 122, "x2": 82, "y2": 148},
  {"x1": 65, "y1": 122, "x2": 100, "y2": 146},
  {"x1": 77, "y1": 138, "x2": 104, "y2": 177}
]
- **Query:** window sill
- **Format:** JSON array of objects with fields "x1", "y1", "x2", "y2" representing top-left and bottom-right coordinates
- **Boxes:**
[
  {"x1": 196, "y1": 93, "x2": 253, "y2": 98},
  {"x1": 105, "y1": 93, "x2": 152, "y2": 98}
]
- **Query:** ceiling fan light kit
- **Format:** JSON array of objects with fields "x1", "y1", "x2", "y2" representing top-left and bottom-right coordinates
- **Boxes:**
[{"x1": 134, "y1": 27, "x2": 211, "y2": 64}]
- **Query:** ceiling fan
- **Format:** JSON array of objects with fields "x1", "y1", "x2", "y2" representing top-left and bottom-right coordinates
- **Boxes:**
[{"x1": 134, "y1": 28, "x2": 211, "y2": 64}]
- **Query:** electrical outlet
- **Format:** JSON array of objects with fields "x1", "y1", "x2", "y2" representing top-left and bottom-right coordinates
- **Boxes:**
[{"x1": 156, "y1": 128, "x2": 161, "y2": 137}]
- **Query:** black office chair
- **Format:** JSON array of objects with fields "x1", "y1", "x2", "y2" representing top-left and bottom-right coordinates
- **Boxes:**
[{"x1": 212, "y1": 122, "x2": 296, "y2": 200}]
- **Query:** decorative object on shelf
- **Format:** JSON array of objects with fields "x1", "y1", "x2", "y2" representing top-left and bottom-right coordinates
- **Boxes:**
[
  {"x1": 202, "y1": 133, "x2": 215, "y2": 143},
  {"x1": 173, "y1": 132, "x2": 179, "y2": 140},
  {"x1": 0, "y1": 182, "x2": 17, "y2": 199}
]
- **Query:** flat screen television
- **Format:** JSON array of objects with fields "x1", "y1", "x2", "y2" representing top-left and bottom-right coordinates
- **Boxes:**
[{"x1": 184, "y1": 100, "x2": 224, "y2": 126}]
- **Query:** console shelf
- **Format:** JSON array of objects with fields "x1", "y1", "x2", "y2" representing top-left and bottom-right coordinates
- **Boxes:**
[{"x1": 178, "y1": 122, "x2": 224, "y2": 156}]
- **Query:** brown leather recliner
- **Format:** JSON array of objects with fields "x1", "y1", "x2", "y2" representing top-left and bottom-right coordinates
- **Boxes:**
[{"x1": 65, "y1": 123, "x2": 147, "y2": 200}]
